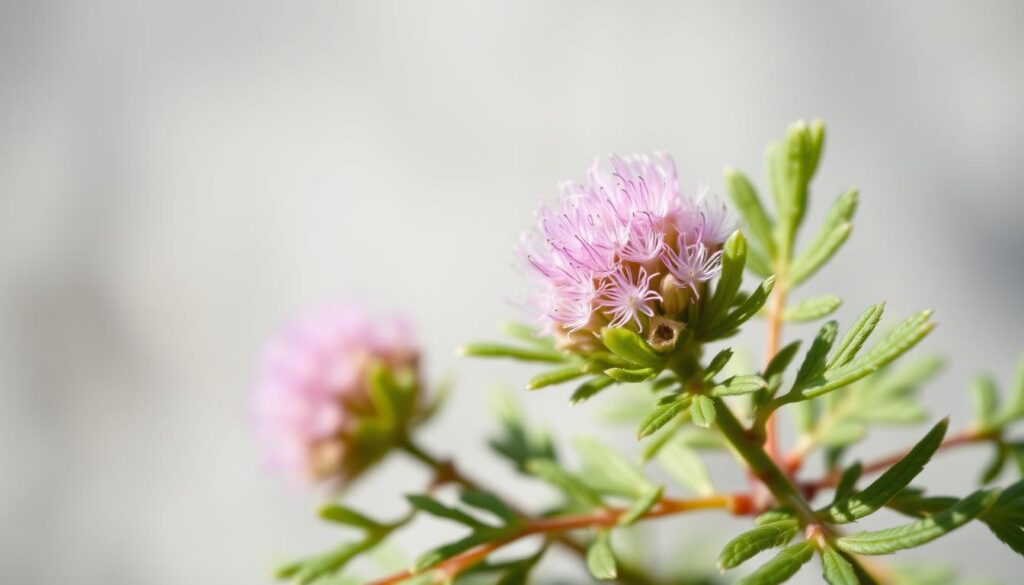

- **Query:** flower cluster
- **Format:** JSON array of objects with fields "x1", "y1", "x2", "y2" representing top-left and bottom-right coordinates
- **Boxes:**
[
  {"x1": 520, "y1": 153, "x2": 732, "y2": 347},
  {"x1": 251, "y1": 303, "x2": 419, "y2": 484}
]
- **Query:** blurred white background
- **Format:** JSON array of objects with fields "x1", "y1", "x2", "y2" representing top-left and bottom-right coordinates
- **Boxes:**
[{"x1": 2, "y1": 1, "x2": 1023, "y2": 583}]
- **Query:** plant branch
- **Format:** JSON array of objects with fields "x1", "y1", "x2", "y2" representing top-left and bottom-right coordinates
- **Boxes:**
[
  {"x1": 798, "y1": 427, "x2": 993, "y2": 495},
  {"x1": 365, "y1": 493, "x2": 750, "y2": 585}
]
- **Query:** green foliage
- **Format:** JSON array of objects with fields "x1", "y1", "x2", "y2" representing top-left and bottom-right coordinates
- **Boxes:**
[
  {"x1": 820, "y1": 419, "x2": 948, "y2": 523},
  {"x1": 269, "y1": 122, "x2": 1024, "y2": 585},
  {"x1": 736, "y1": 541, "x2": 815, "y2": 585},
  {"x1": 717, "y1": 519, "x2": 800, "y2": 569},
  {"x1": 586, "y1": 531, "x2": 618, "y2": 580}
]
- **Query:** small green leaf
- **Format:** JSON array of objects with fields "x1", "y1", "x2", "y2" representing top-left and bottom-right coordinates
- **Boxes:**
[
  {"x1": 637, "y1": 395, "x2": 691, "y2": 439},
  {"x1": 795, "y1": 321, "x2": 839, "y2": 386},
  {"x1": 657, "y1": 439, "x2": 714, "y2": 495},
  {"x1": 818, "y1": 420, "x2": 866, "y2": 448},
  {"x1": 783, "y1": 295, "x2": 842, "y2": 323},
  {"x1": 459, "y1": 342, "x2": 566, "y2": 363},
  {"x1": 415, "y1": 533, "x2": 492, "y2": 570},
  {"x1": 789, "y1": 190, "x2": 858, "y2": 286},
  {"x1": 972, "y1": 376, "x2": 1001, "y2": 431},
  {"x1": 602, "y1": 328, "x2": 664, "y2": 368},
  {"x1": 704, "y1": 231, "x2": 748, "y2": 325},
  {"x1": 690, "y1": 395, "x2": 717, "y2": 428},
  {"x1": 724, "y1": 167, "x2": 776, "y2": 256},
  {"x1": 800, "y1": 310, "x2": 936, "y2": 399},
  {"x1": 820, "y1": 546, "x2": 858, "y2": 585},
  {"x1": 765, "y1": 341, "x2": 802, "y2": 381},
  {"x1": 526, "y1": 366, "x2": 589, "y2": 390},
  {"x1": 736, "y1": 541, "x2": 815, "y2": 585},
  {"x1": 755, "y1": 507, "x2": 796, "y2": 526},
  {"x1": 704, "y1": 348, "x2": 735, "y2": 381},
  {"x1": 712, "y1": 375, "x2": 768, "y2": 396},
  {"x1": 821, "y1": 419, "x2": 948, "y2": 523},
  {"x1": 574, "y1": 437, "x2": 652, "y2": 498},
  {"x1": 828, "y1": 303, "x2": 885, "y2": 369},
  {"x1": 459, "y1": 490, "x2": 518, "y2": 525},
  {"x1": 405, "y1": 495, "x2": 491, "y2": 530},
  {"x1": 702, "y1": 276, "x2": 777, "y2": 340},
  {"x1": 619, "y1": 485, "x2": 665, "y2": 526},
  {"x1": 526, "y1": 458, "x2": 603, "y2": 508},
  {"x1": 980, "y1": 442, "x2": 1008, "y2": 484},
  {"x1": 318, "y1": 504, "x2": 385, "y2": 532},
  {"x1": 571, "y1": 376, "x2": 615, "y2": 404},
  {"x1": 837, "y1": 488, "x2": 998, "y2": 555},
  {"x1": 718, "y1": 519, "x2": 800, "y2": 569},
  {"x1": 604, "y1": 367, "x2": 658, "y2": 383},
  {"x1": 832, "y1": 463, "x2": 863, "y2": 504},
  {"x1": 586, "y1": 531, "x2": 617, "y2": 580}
]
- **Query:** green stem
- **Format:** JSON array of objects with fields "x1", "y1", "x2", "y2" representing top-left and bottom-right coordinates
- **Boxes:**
[{"x1": 711, "y1": 397, "x2": 817, "y2": 522}]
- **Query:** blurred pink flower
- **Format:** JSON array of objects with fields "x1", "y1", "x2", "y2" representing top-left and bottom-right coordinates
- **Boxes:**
[{"x1": 251, "y1": 302, "x2": 418, "y2": 485}]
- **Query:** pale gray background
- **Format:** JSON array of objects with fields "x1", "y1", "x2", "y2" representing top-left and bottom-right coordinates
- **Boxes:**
[{"x1": 2, "y1": 1, "x2": 1023, "y2": 583}]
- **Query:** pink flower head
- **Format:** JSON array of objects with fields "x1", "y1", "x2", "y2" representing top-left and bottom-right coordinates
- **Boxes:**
[
  {"x1": 251, "y1": 302, "x2": 419, "y2": 485},
  {"x1": 518, "y1": 153, "x2": 731, "y2": 342}
]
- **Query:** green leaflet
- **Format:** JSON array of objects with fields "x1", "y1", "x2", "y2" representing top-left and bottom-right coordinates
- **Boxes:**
[
  {"x1": 832, "y1": 462, "x2": 863, "y2": 504},
  {"x1": 794, "y1": 321, "x2": 838, "y2": 386},
  {"x1": 783, "y1": 295, "x2": 842, "y2": 323},
  {"x1": 526, "y1": 365, "x2": 590, "y2": 390},
  {"x1": 689, "y1": 395, "x2": 717, "y2": 428},
  {"x1": 712, "y1": 374, "x2": 768, "y2": 397},
  {"x1": 724, "y1": 167, "x2": 776, "y2": 256},
  {"x1": 586, "y1": 531, "x2": 617, "y2": 580},
  {"x1": 828, "y1": 303, "x2": 885, "y2": 369},
  {"x1": 980, "y1": 480, "x2": 1024, "y2": 555},
  {"x1": 318, "y1": 503, "x2": 385, "y2": 532},
  {"x1": 657, "y1": 438, "x2": 714, "y2": 495},
  {"x1": 279, "y1": 540, "x2": 379, "y2": 584},
  {"x1": 799, "y1": 310, "x2": 936, "y2": 399},
  {"x1": 571, "y1": 375, "x2": 615, "y2": 404},
  {"x1": 459, "y1": 490, "x2": 518, "y2": 525},
  {"x1": 415, "y1": 532, "x2": 493, "y2": 570},
  {"x1": 619, "y1": 485, "x2": 665, "y2": 526},
  {"x1": 703, "y1": 231, "x2": 748, "y2": 325},
  {"x1": 701, "y1": 276, "x2": 777, "y2": 340},
  {"x1": 406, "y1": 495, "x2": 492, "y2": 530},
  {"x1": 736, "y1": 541, "x2": 815, "y2": 585},
  {"x1": 837, "y1": 488, "x2": 999, "y2": 555},
  {"x1": 574, "y1": 436, "x2": 652, "y2": 498},
  {"x1": 972, "y1": 375, "x2": 1001, "y2": 431},
  {"x1": 637, "y1": 394, "x2": 691, "y2": 439},
  {"x1": 717, "y1": 519, "x2": 800, "y2": 569},
  {"x1": 459, "y1": 342, "x2": 567, "y2": 363},
  {"x1": 821, "y1": 419, "x2": 948, "y2": 523},
  {"x1": 820, "y1": 546, "x2": 858, "y2": 585},
  {"x1": 703, "y1": 348, "x2": 735, "y2": 381},
  {"x1": 605, "y1": 366, "x2": 659, "y2": 383},
  {"x1": 789, "y1": 189, "x2": 858, "y2": 286},
  {"x1": 525, "y1": 458, "x2": 602, "y2": 508},
  {"x1": 602, "y1": 327, "x2": 664, "y2": 369}
]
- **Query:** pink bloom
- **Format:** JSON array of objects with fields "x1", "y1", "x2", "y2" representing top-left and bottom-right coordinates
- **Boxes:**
[
  {"x1": 251, "y1": 302, "x2": 418, "y2": 484},
  {"x1": 599, "y1": 266, "x2": 662, "y2": 329},
  {"x1": 518, "y1": 152, "x2": 730, "y2": 338},
  {"x1": 663, "y1": 239, "x2": 724, "y2": 299}
]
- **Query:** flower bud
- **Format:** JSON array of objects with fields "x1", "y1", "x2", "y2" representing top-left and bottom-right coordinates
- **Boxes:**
[{"x1": 252, "y1": 303, "x2": 421, "y2": 486}]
